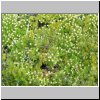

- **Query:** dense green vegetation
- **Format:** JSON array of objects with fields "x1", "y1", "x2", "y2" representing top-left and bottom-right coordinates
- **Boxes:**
[{"x1": 2, "y1": 14, "x2": 98, "y2": 86}]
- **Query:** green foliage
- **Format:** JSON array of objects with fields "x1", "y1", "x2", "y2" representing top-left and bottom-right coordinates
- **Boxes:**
[{"x1": 2, "y1": 14, "x2": 98, "y2": 86}]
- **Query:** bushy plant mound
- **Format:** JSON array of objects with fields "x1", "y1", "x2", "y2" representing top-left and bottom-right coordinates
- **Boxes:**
[{"x1": 2, "y1": 14, "x2": 98, "y2": 86}]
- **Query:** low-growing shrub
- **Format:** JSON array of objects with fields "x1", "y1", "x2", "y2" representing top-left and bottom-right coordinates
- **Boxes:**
[{"x1": 2, "y1": 14, "x2": 98, "y2": 86}]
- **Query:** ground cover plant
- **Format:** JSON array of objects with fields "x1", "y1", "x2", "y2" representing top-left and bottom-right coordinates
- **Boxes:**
[{"x1": 2, "y1": 14, "x2": 98, "y2": 86}]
